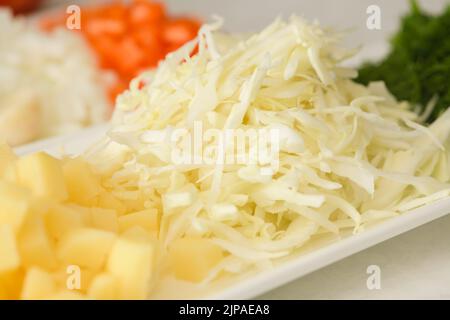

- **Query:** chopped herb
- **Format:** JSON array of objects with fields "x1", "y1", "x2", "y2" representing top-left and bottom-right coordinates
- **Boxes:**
[{"x1": 356, "y1": 0, "x2": 450, "y2": 123}]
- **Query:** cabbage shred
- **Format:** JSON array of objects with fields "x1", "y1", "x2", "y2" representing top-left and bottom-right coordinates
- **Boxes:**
[{"x1": 89, "y1": 16, "x2": 450, "y2": 277}]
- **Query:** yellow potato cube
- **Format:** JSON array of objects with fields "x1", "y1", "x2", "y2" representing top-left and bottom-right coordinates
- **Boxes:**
[
  {"x1": 57, "y1": 228, "x2": 116, "y2": 270},
  {"x1": 45, "y1": 204, "x2": 85, "y2": 239},
  {"x1": 0, "y1": 142, "x2": 15, "y2": 164},
  {"x1": 88, "y1": 273, "x2": 117, "y2": 300},
  {"x1": 122, "y1": 191, "x2": 148, "y2": 213},
  {"x1": 0, "y1": 181, "x2": 31, "y2": 232},
  {"x1": 0, "y1": 225, "x2": 20, "y2": 273},
  {"x1": 169, "y1": 238, "x2": 224, "y2": 283},
  {"x1": 65, "y1": 204, "x2": 92, "y2": 226},
  {"x1": 121, "y1": 226, "x2": 156, "y2": 243},
  {"x1": 30, "y1": 197, "x2": 54, "y2": 217},
  {"x1": 91, "y1": 208, "x2": 118, "y2": 233},
  {"x1": 0, "y1": 286, "x2": 7, "y2": 299},
  {"x1": 0, "y1": 142, "x2": 16, "y2": 178},
  {"x1": 1, "y1": 163, "x2": 18, "y2": 183},
  {"x1": 18, "y1": 215, "x2": 57, "y2": 270},
  {"x1": 63, "y1": 158, "x2": 102, "y2": 206},
  {"x1": 16, "y1": 152, "x2": 67, "y2": 201},
  {"x1": 118, "y1": 209, "x2": 159, "y2": 234},
  {"x1": 21, "y1": 267, "x2": 56, "y2": 300},
  {"x1": 0, "y1": 269, "x2": 24, "y2": 300},
  {"x1": 107, "y1": 236, "x2": 154, "y2": 299},
  {"x1": 97, "y1": 191, "x2": 126, "y2": 215}
]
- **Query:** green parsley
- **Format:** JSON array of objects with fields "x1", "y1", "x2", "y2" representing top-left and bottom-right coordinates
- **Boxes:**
[{"x1": 356, "y1": 0, "x2": 450, "y2": 123}]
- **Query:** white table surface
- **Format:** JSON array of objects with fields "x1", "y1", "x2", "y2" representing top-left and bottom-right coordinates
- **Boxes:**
[
  {"x1": 259, "y1": 214, "x2": 450, "y2": 299},
  {"x1": 40, "y1": 0, "x2": 450, "y2": 299}
]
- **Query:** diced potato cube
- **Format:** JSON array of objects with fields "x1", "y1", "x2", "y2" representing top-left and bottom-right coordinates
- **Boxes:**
[
  {"x1": 0, "y1": 269, "x2": 24, "y2": 300},
  {"x1": 0, "y1": 142, "x2": 16, "y2": 178},
  {"x1": 91, "y1": 208, "x2": 118, "y2": 233},
  {"x1": 45, "y1": 204, "x2": 85, "y2": 239},
  {"x1": 0, "y1": 225, "x2": 20, "y2": 273},
  {"x1": 121, "y1": 226, "x2": 156, "y2": 242},
  {"x1": 16, "y1": 152, "x2": 67, "y2": 201},
  {"x1": 107, "y1": 236, "x2": 154, "y2": 299},
  {"x1": 97, "y1": 191, "x2": 126, "y2": 215},
  {"x1": 0, "y1": 142, "x2": 15, "y2": 164},
  {"x1": 57, "y1": 228, "x2": 116, "y2": 270},
  {"x1": 169, "y1": 238, "x2": 224, "y2": 283},
  {"x1": 65, "y1": 204, "x2": 92, "y2": 226},
  {"x1": 30, "y1": 197, "x2": 54, "y2": 217},
  {"x1": 18, "y1": 215, "x2": 58, "y2": 270},
  {"x1": 0, "y1": 285, "x2": 7, "y2": 299},
  {"x1": 21, "y1": 267, "x2": 56, "y2": 300},
  {"x1": 0, "y1": 181, "x2": 31, "y2": 232},
  {"x1": 1, "y1": 163, "x2": 18, "y2": 183},
  {"x1": 122, "y1": 191, "x2": 149, "y2": 213},
  {"x1": 63, "y1": 158, "x2": 102, "y2": 206},
  {"x1": 118, "y1": 209, "x2": 159, "y2": 234},
  {"x1": 88, "y1": 273, "x2": 117, "y2": 300}
]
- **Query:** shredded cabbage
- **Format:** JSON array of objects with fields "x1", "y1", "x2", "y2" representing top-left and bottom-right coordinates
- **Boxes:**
[{"x1": 88, "y1": 16, "x2": 450, "y2": 278}]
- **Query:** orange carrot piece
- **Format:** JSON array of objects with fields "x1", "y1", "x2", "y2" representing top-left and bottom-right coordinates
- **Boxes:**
[
  {"x1": 163, "y1": 18, "x2": 200, "y2": 46},
  {"x1": 129, "y1": 0, "x2": 165, "y2": 26}
]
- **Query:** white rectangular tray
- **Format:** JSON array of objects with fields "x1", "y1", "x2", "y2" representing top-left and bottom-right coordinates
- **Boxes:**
[{"x1": 15, "y1": 125, "x2": 450, "y2": 299}]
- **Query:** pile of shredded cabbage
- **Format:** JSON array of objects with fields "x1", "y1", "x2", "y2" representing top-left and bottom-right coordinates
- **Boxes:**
[
  {"x1": 0, "y1": 10, "x2": 109, "y2": 144},
  {"x1": 89, "y1": 16, "x2": 450, "y2": 277}
]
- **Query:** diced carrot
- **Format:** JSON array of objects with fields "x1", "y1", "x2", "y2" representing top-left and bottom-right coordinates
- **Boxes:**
[
  {"x1": 40, "y1": 15, "x2": 65, "y2": 32},
  {"x1": 102, "y1": 2, "x2": 127, "y2": 20},
  {"x1": 114, "y1": 38, "x2": 146, "y2": 77},
  {"x1": 129, "y1": 0, "x2": 165, "y2": 26},
  {"x1": 138, "y1": 51, "x2": 162, "y2": 71},
  {"x1": 84, "y1": 17, "x2": 127, "y2": 37},
  {"x1": 39, "y1": 0, "x2": 201, "y2": 111},
  {"x1": 163, "y1": 18, "x2": 200, "y2": 47},
  {"x1": 132, "y1": 23, "x2": 161, "y2": 49},
  {"x1": 89, "y1": 37, "x2": 118, "y2": 69},
  {"x1": 3, "y1": 0, "x2": 43, "y2": 15}
]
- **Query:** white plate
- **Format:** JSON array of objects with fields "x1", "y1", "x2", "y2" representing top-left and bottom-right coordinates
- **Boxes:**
[
  {"x1": 14, "y1": 123, "x2": 450, "y2": 299},
  {"x1": 15, "y1": 123, "x2": 110, "y2": 157}
]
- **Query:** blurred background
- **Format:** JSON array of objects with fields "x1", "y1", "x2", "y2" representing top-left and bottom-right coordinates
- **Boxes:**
[
  {"x1": 42, "y1": 0, "x2": 450, "y2": 44},
  {"x1": 0, "y1": 0, "x2": 448, "y2": 147}
]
